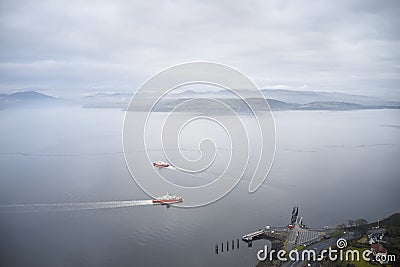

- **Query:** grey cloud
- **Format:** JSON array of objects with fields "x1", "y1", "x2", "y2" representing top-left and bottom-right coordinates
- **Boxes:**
[{"x1": 0, "y1": 0, "x2": 399, "y2": 98}]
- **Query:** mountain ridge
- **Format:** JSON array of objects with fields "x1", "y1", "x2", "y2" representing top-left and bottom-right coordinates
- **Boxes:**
[{"x1": 1, "y1": 90, "x2": 399, "y2": 111}]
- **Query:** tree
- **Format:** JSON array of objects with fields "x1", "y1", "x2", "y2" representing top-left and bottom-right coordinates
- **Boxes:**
[{"x1": 355, "y1": 219, "x2": 368, "y2": 226}]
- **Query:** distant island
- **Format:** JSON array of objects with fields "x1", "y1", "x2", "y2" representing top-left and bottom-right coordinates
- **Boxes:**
[
  {"x1": 1, "y1": 90, "x2": 399, "y2": 111},
  {"x1": 0, "y1": 91, "x2": 64, "y2": 109}
]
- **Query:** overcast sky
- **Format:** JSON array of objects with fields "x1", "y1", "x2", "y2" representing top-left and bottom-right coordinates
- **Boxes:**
[{"x1": 0, "y1": 0, "x2": 399, "y2": 98}]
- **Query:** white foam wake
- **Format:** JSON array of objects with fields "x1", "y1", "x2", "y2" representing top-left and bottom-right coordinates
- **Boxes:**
[{"x1": 0, "y1": 200, "x2": 155, "y2": 213}]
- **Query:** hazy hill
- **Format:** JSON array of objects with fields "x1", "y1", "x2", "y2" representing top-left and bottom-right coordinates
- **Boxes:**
[
  {"x1": 379, "y1": 213, "x2": 400, "y2": 236},
  {"x1": 260, "y1": 89, "x2": 378, "y2": 105},
  {"x1": 296, "y1": 101, "x2": 363, "y2": 110},
  {"x1": 346, "y1": 213, "x2": 400, "y2": 236},
  {"x1": 89, "y1": 89, "x2": 400, "y2": 111},
  {"x1": 0, "y1": 91, "x2": 64, "y2": 109},
  {"x1": 168, "y1": 88, "x2": 397, "y2": 105},
  {"x1": 1, "y1": 90, "x2": 399, "y2": 111},
  {"x1": 81, "y1": 92, "x2": 132, "y2": 109}
]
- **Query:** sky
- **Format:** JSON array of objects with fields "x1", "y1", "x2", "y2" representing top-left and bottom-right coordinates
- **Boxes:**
[{"x1": 0, "y1": 0, "x2": 399, "y2": 99}]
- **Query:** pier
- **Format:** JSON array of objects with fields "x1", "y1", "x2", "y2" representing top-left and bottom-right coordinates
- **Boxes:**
[
  {"x1": 215, "y1": 239, "x2": 240, "y2": 254},
  {"x1": 242, "y1": 229, "x2": 264, "y2": 242}
]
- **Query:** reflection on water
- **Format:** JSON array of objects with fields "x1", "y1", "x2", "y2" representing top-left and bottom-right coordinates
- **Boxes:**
[{"x1": 0, "y1": 108, "x2": 399, "y2": 267}]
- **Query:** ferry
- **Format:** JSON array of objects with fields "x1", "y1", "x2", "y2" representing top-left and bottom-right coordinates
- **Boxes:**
[
  {"x1": 152, "y1": 193, "x2": 183, "y2": 204},
  {"x1": 153, "y1": 161, "x2": 170, "y2": 168}
]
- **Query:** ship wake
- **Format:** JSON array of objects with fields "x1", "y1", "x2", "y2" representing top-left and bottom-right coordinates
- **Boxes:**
[{"x1": 0, "y1": 200, "x2": 155, "y2": 213}]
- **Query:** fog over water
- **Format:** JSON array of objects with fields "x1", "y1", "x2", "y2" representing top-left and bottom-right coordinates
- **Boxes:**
[{"x1": 0, "y1": 107, "x2": 399, "y2": 266}]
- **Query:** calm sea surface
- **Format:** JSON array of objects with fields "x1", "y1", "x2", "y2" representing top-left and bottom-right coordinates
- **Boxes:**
[{"x1": 0, "y1": 107, "x2": 399, "y2": 266}]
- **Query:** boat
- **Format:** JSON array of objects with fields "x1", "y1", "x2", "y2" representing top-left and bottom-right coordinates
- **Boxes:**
[
  {"x1": 153, "y1": 161, "x2": 170, "y2": 168},
  {"x1": 152, "y1": 193, "x2": 183, "y2": 204}
]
